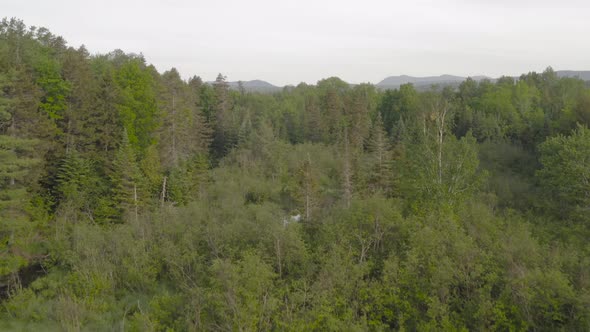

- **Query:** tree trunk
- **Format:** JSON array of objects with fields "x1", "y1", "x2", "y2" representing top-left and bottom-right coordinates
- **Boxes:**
[
  {"x1": 275, "y1": 237, "x2": 282, "y2": 278},
  {"x1": 160, "y1": 176, "x2": 167, "y2": 206},
  {"x1": 133, "y1": 184, "x2": 138, "y2": 223}
]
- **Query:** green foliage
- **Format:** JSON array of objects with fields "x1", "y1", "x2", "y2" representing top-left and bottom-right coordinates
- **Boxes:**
[
  {"x1": 109, "y1": 131, "x2": 142, "y2": 221},
  {"x1": 56, "y1": 151, "x2": 108, "y2": 223},
  {"x1": 1, "y1": 19, "x2": 590, "y2": 332},
  {"x1": 114, "y1": 56, "x2": 160, "y2": 154},
  {"x1": 537, "y1": 125, "x2": 590, "y2": 222},
  {"x1": 167, "y1": 153, "x2": 209, "y2": 204},
  {"x1": 34, "y1": 56, "x2": 70, "y2": 121}
]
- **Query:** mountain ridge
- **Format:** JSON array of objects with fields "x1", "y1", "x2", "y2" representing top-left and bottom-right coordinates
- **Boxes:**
[
  {"x1": 206, "y1": 79, "x2": 282, "y2": 93},
  {"x1": 208, "y1": 70, "x2": 590, "y2": 93}
]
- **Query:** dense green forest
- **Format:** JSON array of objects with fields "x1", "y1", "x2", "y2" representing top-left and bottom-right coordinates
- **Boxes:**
[{"x1": 0, "y1": 18, "x2": 589, "y2": 331}]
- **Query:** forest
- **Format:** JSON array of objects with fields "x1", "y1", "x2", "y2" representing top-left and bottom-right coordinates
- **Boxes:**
[{"x1": 0, "y1": 18, "x2": 589, "y2": 331}]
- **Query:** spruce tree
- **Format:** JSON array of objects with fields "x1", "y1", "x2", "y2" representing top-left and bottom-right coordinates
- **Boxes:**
[
  {"x1": 211, "y1": 73, "x2": 236, "y2": 158},
  {"x1": 0, "y1": 135, "x2": 40, "y2": 215},
  {"x1": 366, "y1": 112, "x2": 393, "y2": 195},
  {"x1": 110, "y1": 130, "x2": 142, "y2": 222},
  {"x1": 296, "y1": 154, "x2": 318, "y2": 220}
]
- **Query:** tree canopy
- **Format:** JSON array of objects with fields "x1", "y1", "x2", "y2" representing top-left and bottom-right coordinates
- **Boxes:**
[{"x1": 0, "y1": 18, "x2": 589, "y2": 331}]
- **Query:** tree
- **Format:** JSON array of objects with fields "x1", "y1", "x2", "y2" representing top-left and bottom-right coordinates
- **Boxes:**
[
  {"x1": 167, "y1": 153, "x2": 209, "y2": 204},
  {"x1": 0, "y1": 135, "x2": 41, "y2": 286},
  {"x1": 0, "y1": 135, "x2": 40, "y2": 216},
  {"x1": 114, "y1": 55, "x2": 160, "y2": 154},
  {"x1": 404, "y1": 90, "x2": 483, "y2": 207},
  {"x1": 34, "y1": 47, "x2": 71, "y2": 125},
  {"x1": 60, "y1": 46, "x2": 95, "y2": 154},
  {"x1": 365, "y1": 112, "x2": 393, "y2": 195},
  {"x1": 346, "y1": 85, "x2": 373, "y2": 151},
  {"x1": 5, "y1": 69, "x2": 54, "y2": 143},
  {"x1": 341, "y1": 127, "x2": 353, "y2": 208},
  {"x1": 209, "y1": 252, "x2": 277, "y2": 331},
  {"x1": 421, "y1": 90, "x2": 453, "y2": 185},
  {"x1": 110, "y1": 130, "x2": 142, "y2": 222},
  {"x1": 322, "y1": 88, "x2": 343, "y2": 142},
  {"x1": 303, "y1": 95, "x2": 323, "y2": 142},
  {"x1": 186, "y1": 76, "x2": 212, "y2": 154},
  {"x1": 211, "y1": 73, "x2": 236, "y2": 158},
  {"x1": 56, "y1": 150, "x2": 105, "y2": 223},
  {"x1": 296, "y1": 154, "x2": 318, "y2": 220},
  {"x1": 537, "y1": 125, "x2": 590, "y2": 222},
  {"x1": 86, "y1": 56, "x2": 122, "y2": 158},
  {"x1": 378, "y1": 83, "x2": 419, "y2": 137},
  {"x1": 157, "y1": 68, "x2": 210, "y2": 169}
]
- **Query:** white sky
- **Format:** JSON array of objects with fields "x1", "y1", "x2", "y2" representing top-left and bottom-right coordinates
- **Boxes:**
[{"x1": 3, "y1": 0, "x2": 590, "y2": 86}]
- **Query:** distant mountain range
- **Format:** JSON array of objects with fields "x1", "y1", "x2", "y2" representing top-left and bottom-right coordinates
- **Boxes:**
[
  {"x1": 556, "y1": 70, "x2": 590, "y2": 81},
  {"x1": 209, "y1": 70, "x2": 590, "y2": 93},
  {"x1": 227, "y1": 80, "x2": 282, "y2": 92},
  {"x1": 376, "y1": 71, "x2": 590, "y2": 90},
  {"x1": 206, "y1": 79, "x2": 282, "y2": 93},
  {"x1": 375, "y1": 74, "x2": 490, "y2": 90}
]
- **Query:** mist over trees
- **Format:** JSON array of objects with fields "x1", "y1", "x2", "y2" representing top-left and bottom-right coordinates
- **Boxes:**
[{"x1": 1, "y1": 18, "x2": 589, "y2": 331}]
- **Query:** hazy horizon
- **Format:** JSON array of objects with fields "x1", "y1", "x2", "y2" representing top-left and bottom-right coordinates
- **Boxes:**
[{"x1": 4, "y1": 0, "x2": 590, "y2": 85}]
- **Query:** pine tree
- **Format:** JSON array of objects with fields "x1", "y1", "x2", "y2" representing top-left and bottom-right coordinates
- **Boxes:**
[
  {"x1": 60, "y1": 46, "x2": 95, "y2": 154},
  {"x1": 56, "y1": 150, "x2": 104, "y2": 223},
  {"x1": 296, "y1": 154, "x2": 318, "y2": 220},
  {"x1": 158, "y1": 69, "x2": 211, "y2": 169},
  {"x1": 0, "y1": 135, "x2": 40, "y2": 216},
  {"x1": 110, "y1": 130, "x2": 142, "y2": 222},
  {"x1": 0, "y1": 135, "x2": 41, "y2": 284},
  {"x1": 86, "y1": 56, "x2": 122, "y2": 158},
  {"x1": 303, "y1": 95, "x2": 323, "y2": 142},
  {"x1": 158, "y1": 69, "x2": 184, "y2": 168},
  {"x1": 366, "y1": 112, "x2": 393, "y2": 194},
  {"x1": 342, "y1": 126, "x2": 353, "y2": 208},
  {"x1": 323, "y1": 89, "x2": 343, "y2": 142},
  {"x1": 7, "y1": 69, "x2": 53, "y2": 142},
  {"x1": 186, "y1": 76, "x2": 212, "y2": 155},
  {"x1": 347, "y1": 85, "x2": 372, "y2": 151},
  {"x1": 168, "y1": 153, "x2": 210, "y2": 204},
  {"x1": 139, "y1": 144, "x2": 163, "y2": 204},
  {"x1": 211, "y1": 73, "x2": 236, "y2": 158}
]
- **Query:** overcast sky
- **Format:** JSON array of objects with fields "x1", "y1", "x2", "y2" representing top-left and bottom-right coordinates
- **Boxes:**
[{"x1": 4, "y1": 0, "x2": 590, "y2": 85}]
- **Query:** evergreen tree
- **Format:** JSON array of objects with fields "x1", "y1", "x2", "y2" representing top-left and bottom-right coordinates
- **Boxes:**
[
  {"x1": 296, "y1": 154, "x2": 318, "y2": 220},
  {"x1": 6, "y1": 69, "x2": 53, "y2": 142},
  {"x1": 303, "y1": 95, "x2": 323, "y2": 142},
  {"x1": 341, "y1": 127, "x2": 353, "y2": 208},
  {"x1": 55, "y1": 150, "x2": 105, "y2": 223},
  {"x1": 110, "y1": 130, "x2": 142, "y2": 221},
  {"x1": 60, "y1": 46, "x2": 95, "y2": 153},
  {"x1": 0, "y1": 135, "x2": 40, "y2": 215},
  {"x1": 366, "y1": 112, "x2": 393, "y2": 195},
  {"x1": 0, "y1": 135, "x2": 41, "y2": 285},
  {"x1": 211, "y1": 73, "x2": 236, "y2": 158},
  {"x1": 322, "y1": 88, "x2": 343, "y2": 142},
  {"x1": 347, "y1": 84, "x2": 372, "y2": 151},
  {"x1": 158, "y1": 68, "x2": 211, "y2": 169},
  {"x1": 86, "y1": 56, "x2": 122, "y2": 158}
]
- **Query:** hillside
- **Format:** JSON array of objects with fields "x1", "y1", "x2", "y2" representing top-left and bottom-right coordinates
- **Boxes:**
[
  {"x1": 205, "y1": 72, "x2": 590, "y2": 92},
  {"x1": 207, "y1": 79, "x2": 282, "y2": 93},
  {"x1": 376, "y1": 74, "x2": 489, "y2": 90},
  {"x1": 556, "y1": 70, "x2": 590, "y2": 81}
]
